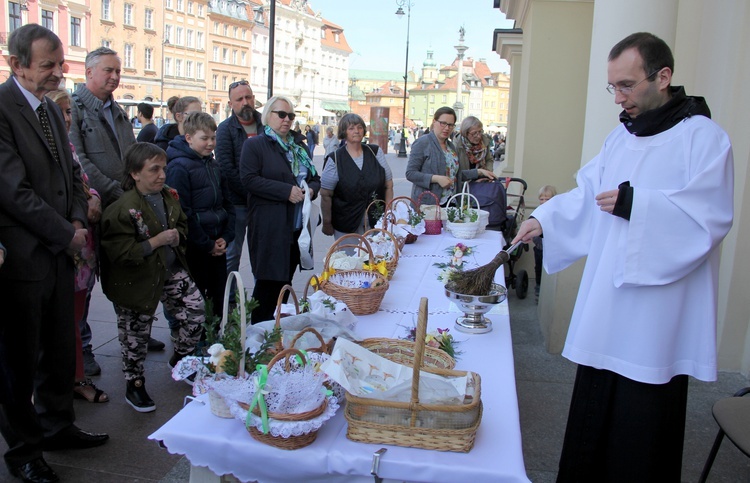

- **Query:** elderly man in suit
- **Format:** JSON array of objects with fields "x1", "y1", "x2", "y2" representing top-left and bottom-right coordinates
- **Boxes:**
[{"x1": 0, "y1": 24, "x2": 109, "y2": 483}]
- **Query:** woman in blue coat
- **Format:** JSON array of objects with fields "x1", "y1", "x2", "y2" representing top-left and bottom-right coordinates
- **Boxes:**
[{"x1": 240, "y1": 96, "x2": 320, "y2": 323}]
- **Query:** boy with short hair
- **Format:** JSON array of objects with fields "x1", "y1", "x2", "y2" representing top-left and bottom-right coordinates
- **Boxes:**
[
  {"x1": 136, "y1": 103, "x2": 158, "y2": 143},
  {"x1": 165, "y1": 112, "x2": 235, "y2": 319}
]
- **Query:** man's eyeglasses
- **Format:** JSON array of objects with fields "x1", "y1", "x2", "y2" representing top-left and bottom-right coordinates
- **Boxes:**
[
  {"x1": 228, "y1": 80, "x2": 249, "y2": 94},
  {"x1": 436, "y1": 120, "x2": 456, "y2": 129},
  {"x1": 271, "y1": 110, "x2": 296, "y2": 120},
  {"x1": 606, "y1": 69, "x2": 661, "y2": 95}
]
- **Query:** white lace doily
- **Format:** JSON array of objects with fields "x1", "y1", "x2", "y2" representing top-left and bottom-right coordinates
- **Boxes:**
[
  {"x1": 229, "y1": 395, "x2": 340, "y2": 438},
  {"x1": 328, "y1": 271, "x2": 381, "y2": 289}
]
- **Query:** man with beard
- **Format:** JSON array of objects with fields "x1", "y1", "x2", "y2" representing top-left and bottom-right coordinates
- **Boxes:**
[{"x1": 216, "y1": 80, "x2": 263, "y2": 289}]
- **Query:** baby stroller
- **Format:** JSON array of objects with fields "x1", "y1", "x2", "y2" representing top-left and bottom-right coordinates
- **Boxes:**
[{"x1": 501, "y1": 178, "x2": 529, "y2": 299}]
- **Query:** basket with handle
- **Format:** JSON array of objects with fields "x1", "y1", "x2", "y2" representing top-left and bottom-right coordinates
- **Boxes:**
[
  {"x1": 363, "y1": 198, "x2": 387, "y2": 231},
  {"x1": 209, "y1": 271, "x2": 248, "y2": 418},
  {"x1": 239, "y1": 348, "x2": 328, "y2": 450},
  {"x1": 380, "y1": 210, "x2": 405, "y2": 252},
  {"x1": 319, "y1": 233, "x2": 389, "y2": 315},
  {"x1": 416, "y1": 191, "x2": 442, "y2": 235},
  {"x1": 385, "y1": 196, "x2": 421, "y2": 244},
  {"x1": 345, "y1": 298, "x2": 482, "y2": 452},
  {"x1": 363, "y1": 226, "x2": 399, "y2": 280},
  {"x1": 462, "y1": 183, "x2": 490, "y2": 233},
  {"x1": 445, "y1": 192, "x2": 481, "y2": 239}
]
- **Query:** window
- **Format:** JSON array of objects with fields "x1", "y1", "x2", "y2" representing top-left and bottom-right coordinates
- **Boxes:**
[
  {"x1": 186, "y1": 30, "x2": 193, "y2": 48},
  {"x1": 334, "y1": 32, "x2": 339, "y2": 43},
  {"x1": 176, "y1": 0, "x2": 183, "y2": 11},
  {"x1": 222, "y1": 48, "x2": 228, "y2": 63},
  {"x1": 102, "y1": 40, "x2": 111, "y2": 48},
  {"x1": 213, "y1": 21, "x2": 219, "y2": 34},
  {"x1": 499, "y1": 103, "x2": 504, "y2": 110},
  {"x1": 442, "y1": 95, "x2": 446, "y2": 103},
  {"x1": 165, "y1": 0, "x2": 172, "y2": 9},
  {"x1": 198, "y1": 4, "x2": 204, "y2": 16},
  {"x1": 252, "y1": 66, "x2": 257, "y2": 84},
  {"x1": 165, "y1": 57, "x2": 172, "y2": 75},
  {"x1": 212, "y1": 46, "x2": 219, "y2": 61},
  {"x1": 320, "y1": 28, "x2": 325, "y2": 39},
  {"x1": 175, "y1": 27, "x2": 183, "y2": 45},
  {"x1": 197, "y1": 62, "x2": 204, "y2": 79},
  {"x1": 165, "y1": 25, "x2": 173, "y2": 43},
  {"x1": 430, "y1": 95, "x2": 435, "y2": 103},
  {"x1": 175, "y1": 59, "x2": 182, "y2": 77},
  {"x1": 222, "y1": 76, "x2": 228, "y2": 91},
  {"x1": 101, "y1": 0, "x2": 111, "y2": 20},
  {"x1": 233, "y1": 26, "x2": 238, "y2": 38},
  {"x1": 187, "y1": 0, "x2": 193, "y2": 14},
  {"x1": 212, "y1": 74, "x2": 218, "y2": 90},
  {"x1": 70, "y1": 17, "x2": 82, "y2": 46},
  {"x1": 42, "y1": 9, "x2": 54, "y2": 30},
  {"x1": 196, "y1": 32, "x2": 204, "y2": 49},
  {"x1": 241, "y1": 51, "x2": 246, "y2": 66},
  {"x1": 232, "y1": 49, "x2": 237, "y2": 64},
  {"x1": 242, "y1": 28, "x2": 247, "y2": 40},
  {"x1": 144, "y1": 48, "x2": 153, "y2": 70},
  {"x1": 144, "y1": 8, "x2": 153, "y2": 29},
  {"x1": 185, "y1": 60, "x2": 193, "y2": 78},
  {"x1": 123, "y1": 4, "x2": 133, "y2": 26},
  {"x1": 123, "y1": 44, "x2": 133, "y2": 68},
  {"x1": 8, "y1": 2, "x2": 22, "y2": 32},
  {"x1": 223, "y1": 24, "x2": 228, "y2": 37}
]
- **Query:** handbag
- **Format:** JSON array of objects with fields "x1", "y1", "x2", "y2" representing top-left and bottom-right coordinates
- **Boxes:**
[{"x1": 298, "y1": 179, "x2": 320, "y2": 270}]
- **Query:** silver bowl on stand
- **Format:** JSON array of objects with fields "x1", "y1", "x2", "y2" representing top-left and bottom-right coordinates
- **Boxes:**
[{"x1": 444, "y1": 283, "x2": 507, "y2": 334}]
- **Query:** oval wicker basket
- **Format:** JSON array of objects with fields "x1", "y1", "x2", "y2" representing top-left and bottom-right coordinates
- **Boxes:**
[
  {"x1": 363, "y1": 227, "x2": 399, "y2": 280},
  {"x1": 416, "y1": 191, "x2": 442, "y2": 235},
  {"x1": 209, "y1": 271, "x2": 248, "y2": 418},
  {"x1": 385, "y1": 196, "x2": 421, "y2": 244},
  {"x1": 240, "y1": 349, "x2": 328, "y2": 450},
  {"x1": 319, "y1": 234, "x2": 389, "y2": 315},
  {"x1": 445, "y1": 192, "x2": 481, "y2": 240},
  {"x1": 358, "y1": 338, "x2": 455, "y2": 370}
]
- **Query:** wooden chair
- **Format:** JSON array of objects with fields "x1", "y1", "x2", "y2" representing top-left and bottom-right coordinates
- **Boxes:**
[{"x1": 698, "y1": 386, "x2": 750, "y2": 482}]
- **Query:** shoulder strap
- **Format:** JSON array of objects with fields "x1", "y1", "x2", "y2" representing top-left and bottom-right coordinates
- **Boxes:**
[{"x1": 364, "y1": 143, "x2": 379, "y2": 157}]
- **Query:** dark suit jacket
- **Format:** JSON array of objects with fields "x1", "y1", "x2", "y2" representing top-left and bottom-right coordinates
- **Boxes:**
[{"x1": 0, "y1": 77, "x2": 88, "y2": 282}]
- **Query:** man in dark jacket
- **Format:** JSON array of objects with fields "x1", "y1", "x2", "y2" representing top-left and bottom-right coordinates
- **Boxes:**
[
  {"x1": 215, "y1": 80, "x2": 262, "y2": 288},
  {"x1": 136, "y1": 102, "x2": 158, "y2": 143}
]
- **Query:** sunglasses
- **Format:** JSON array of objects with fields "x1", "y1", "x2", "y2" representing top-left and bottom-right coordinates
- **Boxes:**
[
  {"x1": 228, "y1": 80, "x2": 249, "y2": 93},
  {"x1": 271, "y1": 110, "x2": 296, "y2": 120}
]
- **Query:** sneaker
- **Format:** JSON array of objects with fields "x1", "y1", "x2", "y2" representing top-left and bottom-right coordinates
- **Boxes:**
[
  {"x1": 83, "y1": 350, "x2": 101, "y2": 377},
  {"x1": 147, "y1": 336, "x2": 166, "y2": 351},
  {"x1": 125, "y1": 378, "x2": 155, "y2": 413}
]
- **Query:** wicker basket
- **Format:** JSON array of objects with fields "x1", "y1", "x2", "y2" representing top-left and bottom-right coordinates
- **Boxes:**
[
  {"x1": 240, "y1": 349, "x2": 328, "y2": 450},
  {"x1": 445, "y1": 193, "x2": 481, "y2": 240},
  {"x1": 363, "y1": 227, "x2": 399, "y2": 280},
  {"x1": 345, "y1": 298, "x2": 482, "y2": 452},
  {"x1": 319, "y1": 234, "x2": 389, "y2": 315},
  {"x1": 363, "y1": 198, "x2": 387, "y2": 231},
  {"x1": 385, "y1": 196, "x2": 420, "y2": 244},
  {"x1": 209, "y1": 271, "x2": 249, "y2": 418},
  {"x1": 417, "y1": 191, "x2": 442, "y2": 235}
]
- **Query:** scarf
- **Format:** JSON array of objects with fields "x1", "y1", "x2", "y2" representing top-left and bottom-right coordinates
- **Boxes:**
[
  {"x1": 264, "y1": 125, "x2": 317, "y2": 177},
  {"x1": 461, "y1": 135, "x2": 487, "y2": 168},
  {"x1": 619, "y1": 86, "x2": 711, "y2": 137}
]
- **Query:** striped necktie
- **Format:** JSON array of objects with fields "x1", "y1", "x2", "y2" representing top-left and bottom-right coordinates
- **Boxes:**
[{"x1": 37, "y1": 102, "x2": 60, "y2": 163}]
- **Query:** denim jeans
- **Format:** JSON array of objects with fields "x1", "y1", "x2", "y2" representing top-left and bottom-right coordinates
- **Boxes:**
[{"x1": 226, "y1": 205, "x2": 249, "y2": 300}]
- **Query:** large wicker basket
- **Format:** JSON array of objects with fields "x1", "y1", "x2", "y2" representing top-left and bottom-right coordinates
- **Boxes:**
[
  {"x1": 357, "y1": 338, "x2": 455, "y2": 370},
  {"x1": 363, "y1": 227, "x2": 399, "y2": 280},
  {"x1": 345, "y1": 298, "x2": 482, "y2": 452},
  {"x1": 209, "y1": 271, "x2": 248, "y2": 418},
  {"x1": 319, "y1": 234, "x2": 389, "y2": 315},
  {"x1": 240, "y1": 349, "x2": 328, "y2": 450},
  {"x1": 445, "y1": 193, "x2": 481, "y2": 240},
  {"x1": 417, "y1": 191, "x2": 442, "y2": 235}
]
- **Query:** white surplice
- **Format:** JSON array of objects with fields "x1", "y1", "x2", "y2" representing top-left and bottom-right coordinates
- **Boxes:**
[{"x1": 533, "y1": 115, "x2": 734, "y2": 384}]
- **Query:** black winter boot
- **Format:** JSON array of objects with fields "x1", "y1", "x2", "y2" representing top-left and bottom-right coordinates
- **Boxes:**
[{"x1": 126, "y1": 377, "x2": 155, "y2": 413}]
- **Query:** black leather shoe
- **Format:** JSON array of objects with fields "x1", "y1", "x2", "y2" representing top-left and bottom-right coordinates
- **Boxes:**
[
  {"x1": 42, "y1": 425, "x2": 109, "y2": 451},
  {"x1": 9, "y1": 457, "x2": 59, "y2": 483},
  {"x1": 126, "y1": 377, "x2": 156, "y2": 413},
  {"x1": 147, "y1": 336, "x2": 166, "y2": 351}
]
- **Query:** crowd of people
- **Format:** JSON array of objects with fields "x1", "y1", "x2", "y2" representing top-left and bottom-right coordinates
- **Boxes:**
[{"x1": 0, "y1": 22, "x2": 735, "y2": 483}]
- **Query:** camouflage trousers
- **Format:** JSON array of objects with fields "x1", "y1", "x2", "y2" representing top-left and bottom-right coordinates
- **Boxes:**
[{"x1": 114, "y1": 269, "x2": 205, "y2": 380}]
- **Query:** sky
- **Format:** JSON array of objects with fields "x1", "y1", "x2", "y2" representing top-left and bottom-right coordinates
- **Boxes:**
[{"x1": 309, "y1": 0, "x2": 515, "y2": 74}]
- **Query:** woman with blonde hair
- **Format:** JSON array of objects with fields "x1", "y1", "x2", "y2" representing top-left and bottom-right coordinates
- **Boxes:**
[{"x1": 240, "y1": 96, "x2": 320, "y2": 323}]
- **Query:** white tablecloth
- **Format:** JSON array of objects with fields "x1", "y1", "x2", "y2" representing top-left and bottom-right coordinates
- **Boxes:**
[{"x1": 149, "y1": 230, "x2": 530, "y2": 483}]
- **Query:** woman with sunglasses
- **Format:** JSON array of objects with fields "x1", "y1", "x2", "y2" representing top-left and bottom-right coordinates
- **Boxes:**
[
  {"x1": 406, "y1": 107, "x2": 495, "y2": 207},
  {"x1": 239, "y1": 96, "x2": 320, "y2": 323}
]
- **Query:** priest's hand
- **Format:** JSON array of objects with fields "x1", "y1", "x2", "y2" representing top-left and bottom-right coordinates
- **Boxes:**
[
  {"x1": 512, "y1": 218, "x2": 542, "y2": 245},
  {"x1": 595, "y1": 189, "x2": 619, "y2": 214}
]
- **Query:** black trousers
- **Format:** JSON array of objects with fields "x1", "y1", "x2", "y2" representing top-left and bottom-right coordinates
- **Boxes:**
[
  {"x1": 0, "y1": 255, "x2": 76, "y2": 469},
  {"x1": 250, "y1": 232, "x2": 301, "y2": 324},
  {"x1": 557, "y1": 365, "x2": 688, "y2": 483},
  {"x1": 186, "y1": 247, "x2": 228, "y2": 319}
]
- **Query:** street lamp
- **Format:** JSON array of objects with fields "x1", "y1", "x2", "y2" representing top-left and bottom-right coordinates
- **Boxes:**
[{"x1": 395, "y1": 1, "x2": 413, "y2": 158}]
